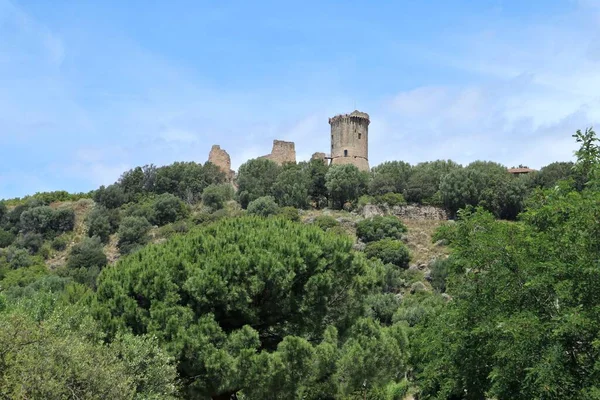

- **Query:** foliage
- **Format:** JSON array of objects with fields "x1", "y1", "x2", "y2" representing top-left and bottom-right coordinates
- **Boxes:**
[
  {"x1": 534, "y1": 161, "x2": 576, "y2": 189},
  {"x1": 117, "y1": 216, "x2": 151, "y2": 255},
  {"x1": 369, "y1": 161, "x2": 412, "y2": 196},
  {"x1": 19, "y1": 206, "x2": 75, "y2": 236},
  {"x1": 87, "y1": 206, "x2": 120, "y2": 244},
  {"x1": 93, "y1": 216, "x2": 376, "y2": 399},
  {"x1": 0, "y1": 229, "x2": 15, "y2": 248},
  {"x1": 573, "y1": 127, "x2": 600, "y2": 189},
  {"x1": 50, "y1": 234, "x2": 69, "y2": 251},
  {"x1": 151, "y1": 193, "x2": 189, "y2": 226},
  {"x1": 67, "y1": 237, "x2": 107, "y2": 271},
  {"x1": 405, "y1": 160, "x2": 460, "y2": 204},
  {"x1": 236, "y1": 158, "x2": 281, "y2": 208},
  {"x1": 325, "y1": 164, "x2": 369, "y2": 209},
  {"x1": 364, "y1": 239, "x2": 410, "y2": 268},
  {"x1": 16, "y1": 233, "x2": 44, "y2": 254},
  {"x1": 247, "y1": 195, "x2": 280, "y2": 217},
  {"x1": 356, "y1": 216, "x2": 407, "y2": 243},
  {"x1": 201, "y1": 183, "x2": 234, "y2": 211},
  {"x1": 307, "y1": 158, "x2": 329, "y2": 208},
  {"x1": 428, "y1": 257, "x2": 452, "y2": 293},
  {"x1": 94, "y1": 184, "x2": 127, "y2": 209},
  {"x1": 272, "y1": 163, "x2": 310, "y2": 208},
  {"x1": 278, "y1": 206, "x2": 300, "y2": 222},
  {"x1": 313, "y1": 215, "x2": 339, "y2": 231},
  {"x1": 0, "y1": 291, "x2": 179, "y2": 399}
]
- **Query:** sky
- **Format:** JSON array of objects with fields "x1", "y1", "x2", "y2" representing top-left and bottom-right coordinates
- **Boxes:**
[{"x1": 1, "y1": 0, "x2": 600, "y2": 199}]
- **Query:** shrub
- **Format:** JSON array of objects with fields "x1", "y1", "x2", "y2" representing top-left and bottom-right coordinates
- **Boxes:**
[
  {"x1": 51, "y1": 235, "x2": 69, "y2": 251},
  {"x1": 94, "y1": 184, "x2": 127, "y2": 209},
  {"x1": 377, "y1": 193, "x2": 407, "y2": 207},
  {"x1": 19, "y1": 206, "x2": 74, "y2": 236},
  {"x1": 356, "y1": 216, "x2": 407, "y2": 243},
  {"x1": 53, "y1": 208, "x2": 76, "y2": 232},
  {"x1": 4, "y1": 247, "x2": 36, "y2": 269},
  {"x1": 67, "y1": 236, "x2": 107, "y2": 271},
  {"x1": 0, "y1": 201, "x2": 6, "y2": 221},
  {"x1": 16, "y1": 233, "x2": 44, "y2": 254},
  {"x1": 364, "y1": 239, "x2": 410, "y2": 268},
  {"x1": 87, "y1": 207, "x2": 116, "y2": 244},
  {"x1": 247, "y1": 196, "x2": 280, "y2": 217},
  {"x1": 431, "y1": 222, "x2": 457, "y2": 244},
  {"x1": 151, "y1": 193, "x2": 188, "y2": 226},
  {"x1": 429, "y1": 257, "x2": 452, "y2": 293},
  {"x1": 0, "y1": 229, "x2": 15, "y2": 248},
  {"x1": 192, "y1": 212, "x2": 218, "y2": 226},
  {"x1": 278, "y1": 206, "x2": 300, "y2": 222},
  {"x1": 313, "y1": 215, "x2": 339, "y2": 231},
  {"x1": 202, "y1": 184, "x2": 234, "y2": 211},
  {"x1": 357, "y1": 195, "x2": 375, "y2": 209},
  {"x1": 117, "y1": 216, "x2": 151, "y2": 255}
]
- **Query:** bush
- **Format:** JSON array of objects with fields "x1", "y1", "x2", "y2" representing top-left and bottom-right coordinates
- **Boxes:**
[
  {"x1": 4, "y1": 247, "x2": 35, "y2": 269},
  {"x1": 247, "y1": 196, "x2": 280, "y2": 217},
  {"x1": 19, "y1": 206, "x2": 74, "y2": 236},
  {"x1": 313, "y1": 215, "x2": 339, "y2": 231},
  {"x1": 94, "y1": 184, "x2": 127, "y2": 209},
  {"x1": 87, "y1": 207, "x2": 118, "y2": 244},
  {"x1": 278, "y1": 206, "x2": 300, "y2": 222},
  {"x1": 151, "y1": 193, "x2": 188, "y2": 226},
  {"x1": 356, "y1": 216, "x2": 407, "y2": 243},
  {"x1": 53, "y1": 208, "x2": 76, "y2": 232},
  {"x1": 364, "y1": 239, "x2": 410, "y2": 268},
  {"x1": 117, "y1": 216, "x2": 151, "y2": 255},
  {"x1": 377, "y1": 193, "x2": 407, "y2": 207},
  {"x1": 202, "y1": 184, "x2": 234, "y2": 211},
  {"x1": 429, "y1": 257, "x2": 452, "y2": 293},
  {"x1": 16, "y1": 233, "x2": 44, "y2": 254},
  {"x1": 431, "y1": 222, "x2": 457, "y2": 244},
  {"x1": 67, "y1": 236, "x2": 107, "y2": 271},
  {"x1": 51, "y1": 235, "x2": 69, "y2": 251},
  {"x1": 0, "y1": 229, "x2": 15, "y2": 248}
]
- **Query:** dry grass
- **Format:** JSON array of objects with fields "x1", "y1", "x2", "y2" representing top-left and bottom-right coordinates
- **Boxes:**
[{"x1": 401, "y1": 218, "x2": 449, "y2": 266}]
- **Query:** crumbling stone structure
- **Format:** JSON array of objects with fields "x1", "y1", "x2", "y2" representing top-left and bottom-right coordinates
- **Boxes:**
[
  {"x1": 260, "y1": 140, "x2": 296, "y2": 165},
  {"x1": 329, "y1": 110, "x2": 369, "y2": 171},
  {"x1": 311, "y1": 152, "x2": 327, "y2": 165},
  {"x1": 208, "y1": 145, "x2": 235, "y2": 181}
]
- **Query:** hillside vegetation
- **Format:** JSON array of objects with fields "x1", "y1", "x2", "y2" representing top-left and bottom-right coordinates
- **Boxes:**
[{"x1": 0, "y1": 128, "x2": 597, "y2": 399}]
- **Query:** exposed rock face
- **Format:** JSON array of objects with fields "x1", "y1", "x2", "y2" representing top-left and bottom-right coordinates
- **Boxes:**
[
  {"x1": 208, "y1": 145, "x2": 234, "y2": 181},
  {"x1": 361, "y1": 204, "x2": 448, "y2": 220},
  {"x1": 260, "y1": 140, "x2": 296, "y2": 165}
]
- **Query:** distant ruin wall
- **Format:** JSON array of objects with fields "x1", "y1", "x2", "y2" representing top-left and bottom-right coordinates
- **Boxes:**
[
  {"x1": 260, "y1": 140, "x2": 296, "y2": 165},
  {"x1": 311, "y1": 152, "x2": 328, "y2": 165},
  {"x1": 362, "y1": 204, "x2": 448, "y2": 220},
  {"x1": 208, "y1": 145, "x2": 234, "y2": 181}
]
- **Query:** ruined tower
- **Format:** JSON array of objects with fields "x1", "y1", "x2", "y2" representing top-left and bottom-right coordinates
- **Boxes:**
[{"x1": 329, "y1": 110, "x2": 369, "y2": 171}]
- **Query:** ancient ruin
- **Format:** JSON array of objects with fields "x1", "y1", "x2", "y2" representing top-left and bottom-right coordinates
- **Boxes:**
[
  {"x1": 259, "y1": 140, "x2": 296, "y2": 165},
  {"x1": 208, "y1": 109, "x2": 371, "y2": 174},
  {"x1": 328, "y1": 110, "x2": 370, "y2": 171},
  {"x1": 208, "y1": 145, "x2": 235, "y2": 181}
]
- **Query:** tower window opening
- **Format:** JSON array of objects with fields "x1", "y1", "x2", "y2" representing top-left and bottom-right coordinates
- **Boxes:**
[
  {"x1": 344, "y1": 150, "x2": 348, "y2": 157},
  {"x1": 358, "y1": 133, "x2": 362, "y2": 139}
]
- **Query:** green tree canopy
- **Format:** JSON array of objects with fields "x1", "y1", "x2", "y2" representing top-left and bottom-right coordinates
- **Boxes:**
[
  {"x1": 236, "y1": 158, "x2": 281, "y2": 208},
  {"x1": 93, "y1": 216, "x2": 376, "y2": 399},
  {"x1": 325, "y1": 164, "x2": 369, "y2": 209}
]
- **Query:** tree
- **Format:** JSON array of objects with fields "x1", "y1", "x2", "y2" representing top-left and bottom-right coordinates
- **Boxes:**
[
  {"x1": 0, "y1": 294, "x2": 179, "y2": 399},
  {"x1": 94, "y1": 184, "x2": 127, "y2": 209},
  {"x1": 67, "y1": 236, "x2": 107, "y2": 271},
  {"x1": 405, "y1": 160, "x2": 460, "y2": 204},
  {"x1": 202, "y1": 183, "x2": 234, "y2": 211},
  {"x1": 151, "y1": 193, "x2": 188, "y2": 226},
  {"x1": 236, "y1": 158, "x2": 281, "y2": 208},
  {"x1": 369, "y1": 161, "x2": 412, "y2": 196},
  {"x1": 306, "y1": 159, "x2": 329, "y2": 208},
  {"x1": 247, "y1": 196, "x2": 280, "y2": 217},
  {"x1": 272, "y1": 163, "x2": 310, "y2": 208},
  {"x1": 117, "y1": 216, "x2": 151, "y2": 255},
  {"x1": 534, "y1": 161, "x2": 576, "y2": 189},
  {"x1": 356, "y1": 216, "x2": 407, "y2": 243},
  {"x1": 94, "y1": 217, "x2": 375, "y2": 399},
  {"x1": 573, "y1": 127, "x2": 599, "y2": 189},
  {"x1": 87, "y1": 206, "x2": 120, "y2": 244},
  {"x1": 325, "y1": 164, "x2": 369, "y2": 209},
  {"x1": 364, "y1": 239, "x2": 410, "y2": 268}
]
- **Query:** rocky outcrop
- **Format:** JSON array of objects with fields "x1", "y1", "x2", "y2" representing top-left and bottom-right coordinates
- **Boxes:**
[
  {"x1": 361, "y1": 204, "x2": 448, "y2": 220},
  {"x1": 208, "y1": 145, "x2": 234, "y2": 181}
]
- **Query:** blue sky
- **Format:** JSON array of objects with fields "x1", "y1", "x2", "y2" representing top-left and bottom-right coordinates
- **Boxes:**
[{"x1": 1, "y1": 0, "x2": 600, "y2": 199}]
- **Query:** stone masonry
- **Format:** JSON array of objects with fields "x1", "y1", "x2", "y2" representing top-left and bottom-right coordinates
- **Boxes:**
[
  {"x1": 329, "y1": 110, "x2": 369, "y2": 171},
  {"x1": 208, "y1": 145, "x2": 235, "y2": 181},
  {"x1": 260, "y1": 140, "x2": 296, "y2": 165}
]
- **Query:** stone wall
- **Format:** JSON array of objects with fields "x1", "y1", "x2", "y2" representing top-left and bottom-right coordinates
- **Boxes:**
[
  {"x1": 362, "y1": 204, "x2": 448, "y2": 220},
  {"x1": 260, "y1": 140, "x2": 296, "y2": 165},
  {"x1": 208, "y1": 145, "x2": 234, "y2": 181}
]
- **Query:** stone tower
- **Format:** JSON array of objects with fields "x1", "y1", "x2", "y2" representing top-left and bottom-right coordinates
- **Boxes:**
[{"x1": 329, "y1": 110, "x2": 369, "y2": 171}]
